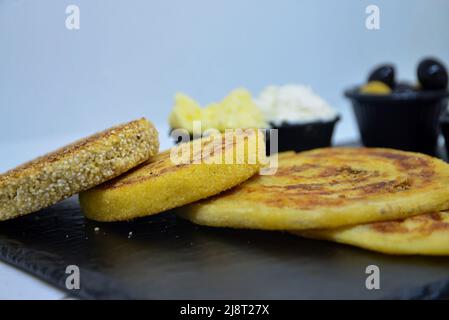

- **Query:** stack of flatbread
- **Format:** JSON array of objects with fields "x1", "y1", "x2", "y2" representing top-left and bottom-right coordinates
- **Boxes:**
[
  {"x1": 3, "y1": 119, "x2": 449, "y2": 256},
  {"x1": 178, "y1": 148, "x2": 449, "y2": 255},
  {"x1": 1, "y1": 123, "x2": 265, "y2": 222}
]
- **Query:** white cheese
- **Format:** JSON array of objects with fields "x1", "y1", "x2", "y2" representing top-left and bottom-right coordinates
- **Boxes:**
[{"x1": 255, "y1": 84, "x2": 338, "y2": 125}]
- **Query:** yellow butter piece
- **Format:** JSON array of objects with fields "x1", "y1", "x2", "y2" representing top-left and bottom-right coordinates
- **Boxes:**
[
  {"x1": 168, "y1": 89, "x2": 268, "y2": 133},
  {"x1": 168, "y1": 93, "x2": 202, "y2": 132}
]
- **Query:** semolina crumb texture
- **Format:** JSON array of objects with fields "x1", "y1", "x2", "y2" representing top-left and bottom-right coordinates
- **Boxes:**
[
  {"x1": 80, "y1": 129, "x2": 264, "y2": 221},
  {"x1": 0, "y1": 118, "x2": 159, "y2": 221}
]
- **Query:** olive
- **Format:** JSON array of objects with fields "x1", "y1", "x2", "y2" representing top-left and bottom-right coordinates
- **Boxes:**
[
  {"x1": 417, "y1": 58, "x2": 448, "y2": 90},
  {"x1": 393, "y1": 82, "x2": 417, "y2": 93},
  {"x1": 368, "y1": 64, "x2": 395, "y2": 88}
]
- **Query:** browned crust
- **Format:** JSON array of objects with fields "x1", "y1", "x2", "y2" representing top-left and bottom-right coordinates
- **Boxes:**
[
  {"x1": 213, "y1": 147, "x2": 444, "y2": 211},
  {"x1": 95, "y1": 129, "x2": 261, "y2": 190},
  {"x1": 370, "y1": 211, "x2": 449, "y2": 235},
  {"x1": 0, "y1": 118, "x2": 151, "y2": 182},
  {"x1": 0, "y1": 118, "x2": 159, "y2": 220}
]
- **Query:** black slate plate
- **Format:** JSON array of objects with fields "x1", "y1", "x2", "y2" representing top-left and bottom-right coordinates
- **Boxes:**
[{"x1": 2, "y1": 196, "x2": 449, "y2": 299}]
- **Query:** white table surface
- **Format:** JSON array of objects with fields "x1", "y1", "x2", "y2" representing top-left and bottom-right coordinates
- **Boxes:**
[{"x1": 0, "y1": 114, "x2": 358, "y2": 299}]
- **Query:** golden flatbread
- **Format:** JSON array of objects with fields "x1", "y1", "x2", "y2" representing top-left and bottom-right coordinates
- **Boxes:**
[
  {"x1": 0, "y1": 118, "x2": 159, "y2": 221},
  {"x1": 178, "y1": 148, "x2": 449, "y2": 230},
  {"x1": 80, "y1": 129, "x2": 265, "y2": 221},
  {"x1": 294, "y1": 211, "x2": 449, "y2": 255}
]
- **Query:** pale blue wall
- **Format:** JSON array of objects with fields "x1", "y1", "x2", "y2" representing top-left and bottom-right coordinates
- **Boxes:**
[{"x1": 1, "y1": 0, "x2": 449, "y2": 142}]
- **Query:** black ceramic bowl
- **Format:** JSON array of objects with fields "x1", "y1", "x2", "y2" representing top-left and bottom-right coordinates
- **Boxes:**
[
  {"x1": 266, "y1": 116, "x2": 340, "y2": 154},
  {"x1": 439, "y1": 111, "x2": 449, "y2": 158},
  {"x1": 345, "y1": 88, "x2": 449, "y2": 155},
  {"x1": 170, "y1": 118, "x2": 339, "y2": 155}
]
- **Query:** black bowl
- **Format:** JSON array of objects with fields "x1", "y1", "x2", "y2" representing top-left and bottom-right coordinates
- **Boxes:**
[
  {"x1": 345, "y1": 87, "x2": 449, "y2": 155},
  {"x1": 169, "y1": 117, "x2": 339, "y2": 156},
  {"x1": 266, "y1": 116, "x2": 340, "y2": 154},
  {"x1": 439, "y1": 111, "x2": 449, "y2": 158}
]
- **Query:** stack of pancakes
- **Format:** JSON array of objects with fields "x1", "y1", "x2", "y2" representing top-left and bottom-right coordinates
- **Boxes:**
[{"x1": 3, "y1": 119, "x2": 449, "y2": 256}]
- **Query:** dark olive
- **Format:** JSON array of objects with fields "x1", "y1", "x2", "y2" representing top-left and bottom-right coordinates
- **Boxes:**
[
  {"x1": 368, "y1": 64, "x2": 395, "y2": 88},
  {"x1": 393, "y1": 82, "x2": 417, "y2": 93},
  {"x1": 417, "y1": 58, "x2": 448, "y2": 90}
]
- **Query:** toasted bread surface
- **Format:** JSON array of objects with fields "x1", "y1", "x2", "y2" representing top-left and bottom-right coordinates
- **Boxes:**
[
  {"x1": 0, "y1": 118, "x2": 159, "y2": 220},
  {"x1": 178, "y1": 148, "x2": 449, "y2": 230},
  {"x1": 80, "y1": 129, "x2": 265, "y2": 221},
  {"x1": 294, "y1": 211, "x2": 449, "y2": 255}
]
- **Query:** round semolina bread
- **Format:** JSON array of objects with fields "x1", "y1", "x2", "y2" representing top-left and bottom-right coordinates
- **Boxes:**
[
  {"x1": 80, "y1": 129, "x2": 265, "y2": 221},
  {"x1": 0, "y1": 118, "x2": 159, "y2": 221},
  {"x1": 294, "y1": 210, "x2": 449, "y2": 255}
]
